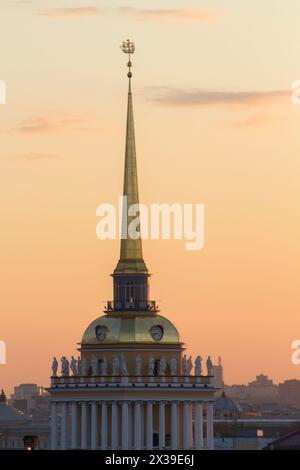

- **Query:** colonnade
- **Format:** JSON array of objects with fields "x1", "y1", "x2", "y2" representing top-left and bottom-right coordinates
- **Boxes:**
[{"x1": 51, "y1": 400, "x2": 214, "y2": 450}]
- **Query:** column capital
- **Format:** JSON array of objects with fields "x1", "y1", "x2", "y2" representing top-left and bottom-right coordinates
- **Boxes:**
[
  {"x1": 120, "y1": 400, "x2": 130, "y2": 405},
  {"x1": 158, "y1": 400, "x2": 167, "y2": 405}
]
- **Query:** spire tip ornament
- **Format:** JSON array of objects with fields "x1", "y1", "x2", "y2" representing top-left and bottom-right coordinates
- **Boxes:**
[{"x1": 121, "y1": 39, "x2": 135, "y2": 78}]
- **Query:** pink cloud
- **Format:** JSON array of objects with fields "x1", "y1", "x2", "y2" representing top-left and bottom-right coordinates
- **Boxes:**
[
  {"x1": 1, "y1": 114, "x2": 99, "y2": 134},
  {"x1": 39, "y1": 7, "x2": 102, "y2": 18},
  {"x1": 144, "y1": 87, "x2": 289, "y2": 108},
  {"x1": 118, "y1": 7, "x2": 223, "y2": 22},
  {"x1": 234, "y1": 113, "x2": 285, "y2": 127}
]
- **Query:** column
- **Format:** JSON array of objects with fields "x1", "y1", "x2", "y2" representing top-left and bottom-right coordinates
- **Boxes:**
[
  {"x1": 171, "y1": 402, "x2": 178, "y2": 449},
  {"x1": 71, "y1": 402, "x2": 78, "y2": 449},
  {"x1": 141, "y1": 402, "x2": 144, "y2": 448},
  {"x1": 101, "y1": 402, "x2": 108, "y2": 449},
  {"x1": 195, "y1": 403, "x2": 203, "y2": 449},
  {"x1": 81, "y1": 402, "x2": 88, "y2": 449},
  {"x1": 60, "y1": 402, "x2": 67, "y2": 450},
  {"x1": 111, "y1": 402, "x2": 118, "y2": 449},
  {"x1": 134, "y1": 401, "x2": 142, "y2": 449},
  {"x1": 146, "y1": 401, "x2": 153, "y2": 450},
  {"x1": 91, "y1": 401, "x2": 98, "y2": 450},
  {"x1": 50, "y1": 402, "x2": 57, "y2": 450},
  {"x1": 206, "y1": 402, "x2": 214, "y2": 450},
  {"x1": 122, "y1": 401, "x2": 129, "y2": 449},
  {"x1": 189, "y1": 403, "x2": 193, "y2": 448},
  {"x1": 183, "y1": 402, "x2": 190, "y2": 449},
  {"x1": 158, "y1": 402, "x2": 165, "y2": 449},
  {"x1": 128, "y1": 403, "x2": 133, "y2": 449}
]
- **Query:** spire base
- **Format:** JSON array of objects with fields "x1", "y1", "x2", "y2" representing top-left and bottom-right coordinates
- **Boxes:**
[{"x1": 113, "y1": 258, "x2": 148, "y2": 275}]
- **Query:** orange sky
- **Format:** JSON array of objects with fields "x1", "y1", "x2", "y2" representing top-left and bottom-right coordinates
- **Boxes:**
[{"x1": 1, "y1": 1, "x2": 300, "y2": 394}]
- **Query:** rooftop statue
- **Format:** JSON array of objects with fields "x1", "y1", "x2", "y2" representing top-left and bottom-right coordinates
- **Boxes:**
[
  {"x1": 195, "y1": 355, "x2": 203, "y2": 376},
  {"x1": 206, "y1": 356, "x2": 213, "y2": 375},
  {"x1": 70, "y1": 356, "x2": 77, "y2": 376},
  {"x1": 101, "y1": 355, "x2": 108, "y2": 376},
  {"x1": 135, "y1": 354, "x2": 142, "y2": 376},
  {"x1": 159, "y1": 356, "x2": 167, "y2": 376},
  {"x1": 91, "y1": 355, "x2": 98, "y2": 376},
  {"x1": 170, "y1": 357, "x2": 177, "y2": 376},
  {"x1": 121, "y1": 353, "x2": 128, "y2": 376},
  {"x1": 81, "y1": 357, "x2": 88, "y2": 376},
  {"x1": 182, "y1": 354, "x2": 188, "y2": 375},
  {"x1": 187, "y1": 356, "x2": 193, "y2": 375},
  {"x1": 148, "y1": 356, "x2": 155, "y2": 376},
  {"x1": 77, "y1": 356, "x2": 81, "y2": 376},
  {"x1": 61, "y1": 356, "x2": 69, "y2": 377},
  {"x1": 52, "y1": 357, "x2": 58, "y2": 377},
  {"x1": 112, "y1": 355, "x2": 120, "y2": 376}
]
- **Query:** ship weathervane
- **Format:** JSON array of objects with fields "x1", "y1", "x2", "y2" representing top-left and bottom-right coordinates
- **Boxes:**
[{"x1": 121, "y1": 39, "x2": 135, "y2": 78}]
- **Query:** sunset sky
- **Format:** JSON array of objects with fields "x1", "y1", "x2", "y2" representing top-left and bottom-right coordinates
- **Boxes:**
[{"x1": 1, "y1": 0, "x2": 300, "y2": 394}]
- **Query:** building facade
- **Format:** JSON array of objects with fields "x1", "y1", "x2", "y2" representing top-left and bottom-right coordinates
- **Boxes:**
[
  {"x1": 0, "y1": 390, "x2": 50, "y2": 450},
  {"x1": 279, "y1": 379, "x2": 300, "y2": 407},
  {"x1": 213, "y1": 357, "x2": 224, "y2": 396},
  {"x1": 11, "y1": 383, "x2": 45, "y2": 412},
  {"x1": 48, "y1": 41, "x2": 217, "y2": 451}
]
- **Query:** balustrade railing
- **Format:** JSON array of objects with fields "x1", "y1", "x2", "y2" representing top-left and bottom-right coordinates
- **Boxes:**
[
  {"x1": 50, "y1": 374, "x2": 213, "y2": 386},
  {"x1": 105, "y1": 300, "x2": 158, "y2": 312}
]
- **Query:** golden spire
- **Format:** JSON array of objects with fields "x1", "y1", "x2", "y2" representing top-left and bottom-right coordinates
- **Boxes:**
[{"x1": 114, "y1": 40, "x2": 148, "y2": 275}]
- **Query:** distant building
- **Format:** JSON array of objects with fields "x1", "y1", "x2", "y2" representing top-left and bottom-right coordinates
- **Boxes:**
[
  {"x1": 213, "y1": 357, "x2": 224, "y2": 395},
  {"x1": 0, "y1": 390, "x2": 50, "y2": 449},
  {"x1": 214, "y1": 392, "x2": 241, "y2": 419},
  {"x1": 266, "y1": 429, "x2": 300, "y2": 450},
  {"x1": 11, "y1": 384, "x2": 44, "y2": 412},
  {"x1": 227, "y1": 384, "x2": 251, "y2": 404},
  {"x1": 279, "y1": 380, "x2": 300, "y2": 408},
  {"x1": 214, "y1": 417, "x2": 300, "y2": 450},
  {"x1": 228, "y1": 375, "x2": 279, "y2": 405},
  {"x1": 248, "y1": 374, "x2": 273, "y2": 387}
]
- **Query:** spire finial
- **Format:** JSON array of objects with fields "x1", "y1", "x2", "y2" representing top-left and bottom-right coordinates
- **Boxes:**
[{"x1": 121, "y1": 39, "x2": 135, "y2": 80}]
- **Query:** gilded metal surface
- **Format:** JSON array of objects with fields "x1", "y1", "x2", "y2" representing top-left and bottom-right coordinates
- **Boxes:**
[
  {"x1": 113, "y1": 57, "x2": 148, "y2": 275},
  {"x1": 81, "y1": 314, "x2": 181, "y2": 345}
]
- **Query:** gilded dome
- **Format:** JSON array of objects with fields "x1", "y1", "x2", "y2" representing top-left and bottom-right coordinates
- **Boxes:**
[{"x1": 81, "y1": 313, "x2": 181, "y2": 345}]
